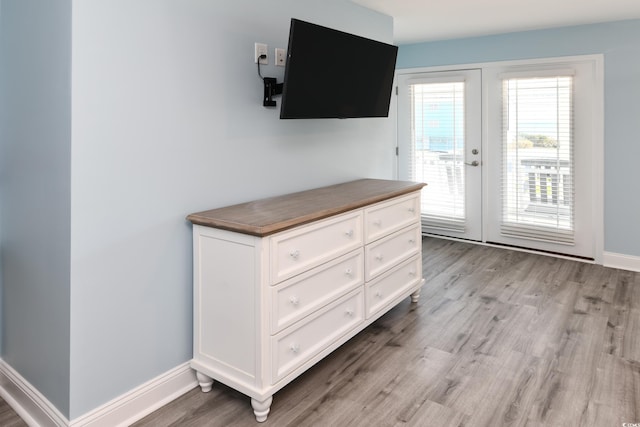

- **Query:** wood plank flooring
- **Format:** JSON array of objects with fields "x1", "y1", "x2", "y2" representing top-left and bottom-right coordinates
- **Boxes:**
[
  {"x1": 2, "y1": 237, "x2": 639, "y2": 426},
  {"x1": 0, "y1": 397, "x2": 27, "y2": 427},
  {"x1": 134, "y1": 237, "x2": 640, "y2": 427}
]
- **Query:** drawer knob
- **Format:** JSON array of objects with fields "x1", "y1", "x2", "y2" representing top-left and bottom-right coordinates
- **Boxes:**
[
  {"x1": 409, "y1": 239, "x2": 415, "y2": 244},
  {"x1": 344, "y1": 229, "x2": 354, "y2": 237},
  {"x1": 289, "y1": 249, "x2": 300, "y2": 259},
  {"x1": 373, "y1": 219, "x2": 382, "y2": 227},
  {"x1": 375, "y1": 254, "x2": 384, "y2": 261},
  {"x1": 289, "y1": 343, "x2": 300, "y2": 353},
  {"x1": 345, "y1": 268, "x2": 353, "y2": 276},
  {"x1": 375, "y1": 291, "x2": 382, "y2": 298},
  {"x1": 408, "y1": 207, "x2": 415, "y2": 213},
  {"x1": 345, "y1": 309, "x2": 354, "y2": 317},
  {"x1": 409, "y1": 270, "x2": 416, "y2": 276},
  {"x1": 289, "y1": 296, "x2": 300, "y2": 306}
]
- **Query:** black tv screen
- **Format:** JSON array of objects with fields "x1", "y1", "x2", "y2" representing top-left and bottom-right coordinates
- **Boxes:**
[{"x1": 280, "y1": 19, "x2": 398, "y2": 119}]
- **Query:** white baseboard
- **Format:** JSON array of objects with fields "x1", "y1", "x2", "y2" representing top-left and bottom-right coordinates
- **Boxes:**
[
  {"x1": 0, "y1": 359, "x2": 68, "y2": 427},
  {"x1": 0, "y1": 359, "x2": 198, "y2": 427},
  {"x1": 69, "y1": 363, "x2": 197, "y2": 427},
  {"x1": 603, "y1": 251, "x2": 640, "y2": 272}
]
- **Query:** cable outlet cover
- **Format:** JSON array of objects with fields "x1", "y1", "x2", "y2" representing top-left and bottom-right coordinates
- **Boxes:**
[{"x1": 275, "y1": 48, "x2": 286, "y2": 66}]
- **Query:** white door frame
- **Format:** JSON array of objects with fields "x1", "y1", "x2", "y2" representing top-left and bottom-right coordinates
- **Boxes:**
[
  {"x1": 396, "y1": 69, "x2": 482, "y2": 241},
  {"x1": 395, "y1": 54, "x2": 604, "y2": 263}
]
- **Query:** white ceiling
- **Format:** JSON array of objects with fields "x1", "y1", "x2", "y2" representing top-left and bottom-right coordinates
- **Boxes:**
[{"x1": 353, "y1": 0, "x2": 640, "y2": 44}]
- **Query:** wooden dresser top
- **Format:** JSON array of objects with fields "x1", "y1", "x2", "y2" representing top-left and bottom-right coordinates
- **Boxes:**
[{"x1": 187, "y1": 178, "x2": 426, "y2": 236}]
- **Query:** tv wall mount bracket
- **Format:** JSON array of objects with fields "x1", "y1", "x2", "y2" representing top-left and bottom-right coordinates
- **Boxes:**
[
  {"x1": 257, "y1": 55, "x2": 283, "y2": 107},
  {"x1": 263, "y1": 77, "x2": 283, "y2": 107}
]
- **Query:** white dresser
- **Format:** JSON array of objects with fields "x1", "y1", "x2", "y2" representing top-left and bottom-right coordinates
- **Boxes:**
[{"x1": 187, "y1": 179, "x2": 426, "y2": 422}]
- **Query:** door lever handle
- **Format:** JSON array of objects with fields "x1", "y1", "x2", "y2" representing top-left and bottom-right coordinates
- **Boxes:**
[{"x1": 465, "y1": 160, "x2": 480, "y2": 166}]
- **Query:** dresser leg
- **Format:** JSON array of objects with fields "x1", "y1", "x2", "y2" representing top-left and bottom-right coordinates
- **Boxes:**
[
  {"x1": 410, "y1": 288, "x2": 421, "y2": 303},
  {"x1": 251, "y1": 396, "x2": 273, "y2": 423},
  {"x1": 196, "y1": 372, "x2": 214, "y2": 392}
]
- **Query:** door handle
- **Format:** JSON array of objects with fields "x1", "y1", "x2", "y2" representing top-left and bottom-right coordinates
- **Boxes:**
[{"x1": 465, "y1": 160, "x2": 480, "y2": 166}]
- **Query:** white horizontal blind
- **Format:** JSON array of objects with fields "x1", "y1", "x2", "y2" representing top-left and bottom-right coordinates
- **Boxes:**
[
  {"x1": 409, "y1": 81, "x2": 466, "y2": 232},
  {"x1": 501, "y1": 75, "x2": 574, "y2": 244}
]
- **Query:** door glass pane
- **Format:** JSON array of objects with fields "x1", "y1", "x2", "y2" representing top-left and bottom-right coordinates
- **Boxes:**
[
  {"x1": 410, "y1": 82, "x2": 466, "y2": 232},
  {"x1": 501, "y1": 76, "x2": 574, "y2": 243}
]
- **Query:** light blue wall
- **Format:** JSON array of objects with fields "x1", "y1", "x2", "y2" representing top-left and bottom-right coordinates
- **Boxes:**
[
  {"x1": 397, "y1": 19, "x2": 640, "y2": 257},
  {"x1": 0, "y1": 0, "x2": 72, "y2": 416},
  {"x1": 69, "y1": 0, "x2": 393, "y2": 419},
  {"x1": 0, "y1": 0, "x2": 393, "y2": 420}
]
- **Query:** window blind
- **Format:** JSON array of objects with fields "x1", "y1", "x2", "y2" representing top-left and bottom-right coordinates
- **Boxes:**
[
  {"x1": 409, "y1": 80, "x2": 466, "y2": 233},
  {"x1": 500, "y1": 75, "x2": 575, "y2": 244}
]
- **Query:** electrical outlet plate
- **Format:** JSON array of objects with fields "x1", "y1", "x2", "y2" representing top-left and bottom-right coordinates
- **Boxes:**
[
  {"x1": 275, "y1": 48, "x2": 286, "y2": 67},
  {"x1": 255, "y1": 43, "x2": 268, "y2": 64}
]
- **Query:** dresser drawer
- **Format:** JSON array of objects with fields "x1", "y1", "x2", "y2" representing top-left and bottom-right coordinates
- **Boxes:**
[
  {"x1": 271, "y1": 288, "x2": 363, "y2": 383},
  {"x1": 364, "y1": 193, "x2": 420, "y2": 243},
  {"x1": 271, "y1": 249, "x2": 364, "y2": 333},
  {"x1": 366, "y1": 255, "x2": 422, "y2": 318},
  {"x1": 365, "y1": 224, "x2": 421, "y2": 281},
  {"x1": 270, "y1": 211, "x2": 363, "y2": 284}
]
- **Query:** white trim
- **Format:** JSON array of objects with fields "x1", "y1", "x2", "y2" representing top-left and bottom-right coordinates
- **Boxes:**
[
  {"x1": 403, "y1": 74, "x2": 470, "y2": 85},
  {"x1": 0, "y1": 360, "x2": 198, "y2": 427},
  {"x1": 395, "y1": 54, "x2": 605, "y2": 75},
  {"x1": 603, "y1": 252, "x2": 640, "y2": 272},
  {"x1": 425, "y1": 233, "x2": 597, "y2": 264},
  {"x1": 498, "y1": 68, "x2": 575, "y2": 79},
  {"x1": 0, "y1": 359, "x2": 68, "y2": 427},
  {"x1": 69, "y1": 363, "x2": 197, "y2": 427},
  {"x1": 591, "y1": 56, "x2": 605, "y2": 265}
]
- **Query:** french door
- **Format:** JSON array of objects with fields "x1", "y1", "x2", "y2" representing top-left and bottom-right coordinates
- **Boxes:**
[
  {"x1": 397, "y1": 70, "x2": 482, "y2": 241},
  {"x1": 397, "y1": 57, "x2": 601, "y2": 259}
]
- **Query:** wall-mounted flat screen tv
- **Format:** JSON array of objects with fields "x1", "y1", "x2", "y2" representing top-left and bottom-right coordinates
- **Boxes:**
[{"x1": 280, "y1": 19, "x2": 398, "y2": 119}]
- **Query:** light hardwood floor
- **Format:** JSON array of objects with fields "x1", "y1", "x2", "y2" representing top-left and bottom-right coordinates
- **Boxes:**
[
  {"x1": 3, "y1": 237, "x2": 639, "y2": 426},
  {"x1": 0, "y1": 397, "x2": 27, "y2": 427},
  {"x1": 133, "y1": 237, "x2": 640, "y2": 427}
]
